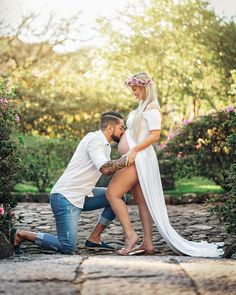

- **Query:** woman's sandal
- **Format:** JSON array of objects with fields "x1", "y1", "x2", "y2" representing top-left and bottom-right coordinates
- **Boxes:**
[
  {"x1": 116, "y1": 247, "x2": 132, "y2": 256},
  {"x1": 128, "y1": 245, "x2": 155, "y2": 256},
  {"x1": 9, "y1": 228, "x2": 24, "y2": 255}
]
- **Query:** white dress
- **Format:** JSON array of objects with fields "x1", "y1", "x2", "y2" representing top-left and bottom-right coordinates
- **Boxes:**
[{"x1": 121, "y1": 109, "x2": 224, "y2": 258}]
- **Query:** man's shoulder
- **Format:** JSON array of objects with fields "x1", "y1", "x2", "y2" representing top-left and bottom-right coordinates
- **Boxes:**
[{"x1": 83, "y1": 131, "x2": 104, "y2": 146}]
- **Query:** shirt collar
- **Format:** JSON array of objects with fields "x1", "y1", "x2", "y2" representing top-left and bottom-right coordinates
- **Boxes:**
[{"x1": 97, "y1": 130, "x2": 110, "y2": 146}]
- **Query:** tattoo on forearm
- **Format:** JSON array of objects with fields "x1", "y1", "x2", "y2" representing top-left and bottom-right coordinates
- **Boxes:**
[{"x1": 100, "y1": 156, "x2": 127, "y2": 175}]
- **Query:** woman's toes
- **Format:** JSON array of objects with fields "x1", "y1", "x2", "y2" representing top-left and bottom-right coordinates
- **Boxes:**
[{"x1": 116, "y1": 248, "x2": 130, "y2": 256}]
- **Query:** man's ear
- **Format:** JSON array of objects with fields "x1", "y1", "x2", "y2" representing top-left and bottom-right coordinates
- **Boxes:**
[{"x1": 107, "y1": 124, "x2": 114, "y2": 132}]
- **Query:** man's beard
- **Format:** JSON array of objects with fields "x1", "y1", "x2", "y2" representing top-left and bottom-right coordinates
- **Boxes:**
[{"x1": 111, "y1": 134, "x2": 120, "y2": 143}]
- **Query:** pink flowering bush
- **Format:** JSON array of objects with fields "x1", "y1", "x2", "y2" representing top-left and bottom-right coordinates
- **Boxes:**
[
  {"x1": 0, "y1": 79, "x2": 23, "y2": 236},
  {"x1": 162, "y1": 106, "x2": 236, "y2": 234}
]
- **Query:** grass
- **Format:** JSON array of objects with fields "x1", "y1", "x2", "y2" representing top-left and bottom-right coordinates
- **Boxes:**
[
  {"x1": 13, "y1": 183, "x2": 51, "y2": 193},
  {"x1": 164, "y1": 176, "x2": 224, "y2": 195},
  {"x1": 14, "y1": 176, "x2": 224, "y2": 195}
]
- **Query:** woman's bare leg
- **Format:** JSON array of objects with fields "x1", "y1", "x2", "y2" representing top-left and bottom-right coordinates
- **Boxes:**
[
  {"x1": 106, "y1": 165, "x2": 139, "y2": 254},
  {"x1": 132, "y1": 183, "x2": 154, "y2": 253}
]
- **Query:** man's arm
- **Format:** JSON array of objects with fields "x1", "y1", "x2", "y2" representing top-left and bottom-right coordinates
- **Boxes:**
[{"x1": 99, "y1": 155, "x2": 128, "y2": 176}]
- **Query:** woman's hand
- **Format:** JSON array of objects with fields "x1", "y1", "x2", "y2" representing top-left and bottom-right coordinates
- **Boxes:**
[{"x1": 127, "y1": 148, "x2": 137, "y2": 165}]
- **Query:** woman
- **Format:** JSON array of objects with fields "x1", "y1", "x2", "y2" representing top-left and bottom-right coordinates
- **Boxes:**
[{"x1": 106, "y1": 71, "x2": 224, "y2": 257}]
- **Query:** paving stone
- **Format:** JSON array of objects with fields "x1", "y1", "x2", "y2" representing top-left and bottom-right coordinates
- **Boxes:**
[
  {"x1": 1, "y1": 282, "x2": 79, "y2": 295},
  {"x1": 77, "y1": 256, "x2": 196, "y2": 295},
  {"x1": 180, "y1": 259, "x2": 236, "y2": 295},
  {"x1": 0, "y1": 256, "x2": 83, "y2": 282}
]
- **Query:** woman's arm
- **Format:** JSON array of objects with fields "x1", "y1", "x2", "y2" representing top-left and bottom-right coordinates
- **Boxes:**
[{"x1": 127, "y1": 130, "x2": 160, "y2": 165}]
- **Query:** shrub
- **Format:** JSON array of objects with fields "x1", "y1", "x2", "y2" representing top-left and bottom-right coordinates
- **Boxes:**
[
  {"x1": 165, "y1": 107, "x2": 236, "y2": 190},
  {"x1": 20, "y1": 135, "x2": 77, "y2": 192},
  {"x1": 208, "y1": 163, "x2": 236, "y2": 235},
  {"x1": 0, "y1": 79, "x2": 23, "y2": 236},
  {"x1": 164, "y1": 106, "x2": 236, "y2": 234}
]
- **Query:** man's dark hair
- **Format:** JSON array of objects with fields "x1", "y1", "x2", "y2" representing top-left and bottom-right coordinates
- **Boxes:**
[{"x1": 100, "y1": 111, "x2": 123, "y2": 130}]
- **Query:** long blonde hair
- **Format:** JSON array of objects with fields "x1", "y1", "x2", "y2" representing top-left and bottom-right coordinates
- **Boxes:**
[{"x1": 126, "y1": 72, "x2": 160, "y2": 142}]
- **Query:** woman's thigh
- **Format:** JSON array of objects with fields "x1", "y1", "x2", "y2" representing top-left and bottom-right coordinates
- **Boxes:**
[{"x1": 107, "y1": 165, "x2": 138, "y2": 197}]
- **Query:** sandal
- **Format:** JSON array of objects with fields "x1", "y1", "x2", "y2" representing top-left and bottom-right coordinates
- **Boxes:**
[
  {"x1": 9, "y1": 228, "x2": 24, "y2": 255},
  {"x1": 116, "y1": 247, "x2": 131, "y2": 256},
  {"x1": 129, "y1": 245, "x2": 155, "y2": 255}
]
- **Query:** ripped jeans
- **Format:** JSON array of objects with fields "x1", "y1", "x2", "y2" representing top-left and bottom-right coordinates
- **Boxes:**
[{"x1": 35, "y1": 188, "x2": 116, "y2": 254}]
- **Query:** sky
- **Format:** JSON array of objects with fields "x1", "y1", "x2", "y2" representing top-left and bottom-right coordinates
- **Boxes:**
[{"x1": 0, "y1": 0, "x2": 235, "y2": 51}]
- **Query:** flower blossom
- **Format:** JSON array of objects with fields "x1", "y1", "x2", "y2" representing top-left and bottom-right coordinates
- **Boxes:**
[
  {"x1": 0, "y1": 207, "x2": 5, "y2": 215},
  {"x1": 226, "y1": 105, "x2": 234, "y2": 113},
  {"x1": 183, "y1": 119, "x2": 191, "y2": 125},
  {"x1": 15, "y1": 114, "x2": 20, "y2": 123},
  {"x1": 0, "y1": 98, "x2": 8, "y2": 104}
]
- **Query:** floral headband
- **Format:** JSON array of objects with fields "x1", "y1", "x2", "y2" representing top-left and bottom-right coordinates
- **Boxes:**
[{"x1": 125, "y1": 77, "x2": 151, "y2": 87}]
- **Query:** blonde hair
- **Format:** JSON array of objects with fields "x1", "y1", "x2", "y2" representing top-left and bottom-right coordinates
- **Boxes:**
[{"x1": 126, "y1": 72, "x2": 160, "y2": 142}]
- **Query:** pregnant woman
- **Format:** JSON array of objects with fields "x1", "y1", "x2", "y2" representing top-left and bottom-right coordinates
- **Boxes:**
[{"x1": 106, "y1": 71, "x2": 224, "y2": 257}]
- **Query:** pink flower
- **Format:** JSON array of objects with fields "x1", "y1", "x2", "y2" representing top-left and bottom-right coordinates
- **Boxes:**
[
  {"x1": 183, "y1": 119, "x2": 191, "y2": 125},
  {"x1": 0, "y1": 207, "x2": 5, "y2": 215},
  {"x1": 15, "y1": 114, "x2": 20, "y2": 123},
  {"x1": 0, "y1": 98, "x2": 8, "y2": 104},
  {"x1": 226, "y1": 105, "x2": 234, "y2": 113},
  {"x1": 177, "y1": 152, "x2": 183, "y2": 158},
  {"x1": 196, "y1": 144, "x2": 201, "y2": 150},
  {"x1": 160, "y1": 141, "x2": 167, "y2": 149},
  {"x1": 167, "y1": 131, "x2": 175, "y2": 140}
]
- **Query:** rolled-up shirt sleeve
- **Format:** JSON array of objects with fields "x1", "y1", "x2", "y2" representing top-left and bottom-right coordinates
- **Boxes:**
[{"x1": 86, "y1": 138, "x2": 110, "y2": 170}]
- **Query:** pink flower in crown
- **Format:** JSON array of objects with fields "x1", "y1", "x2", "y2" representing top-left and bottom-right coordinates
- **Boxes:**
[
  {"x1": 15, "y1": 114, "x2": 20, "y2": 123},
  {"x1": 226, "y1": 105, "x2": 234, "y2": 113},
  {"x1": 0, "y1": 207, "x2": 4, "y2": 216}
]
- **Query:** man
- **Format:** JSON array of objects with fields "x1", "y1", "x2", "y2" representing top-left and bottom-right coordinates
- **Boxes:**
[{"x1": 10, "y1": 112, "x2": 128, "y2": 254}]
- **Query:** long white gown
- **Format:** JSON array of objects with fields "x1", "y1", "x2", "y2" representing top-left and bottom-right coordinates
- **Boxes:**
[{"x1": 121, "y1": 109, "x2": 224, "y2": 258}]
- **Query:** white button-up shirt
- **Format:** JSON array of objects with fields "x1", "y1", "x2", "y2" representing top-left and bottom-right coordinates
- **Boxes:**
[{"x1": 51, "y1": 130, "x2": 111, "y2": 208}]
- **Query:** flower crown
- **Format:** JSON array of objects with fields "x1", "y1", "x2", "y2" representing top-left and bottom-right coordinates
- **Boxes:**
[{"x1": 125, "y1": 77, "x2": 151, "y2": 87}]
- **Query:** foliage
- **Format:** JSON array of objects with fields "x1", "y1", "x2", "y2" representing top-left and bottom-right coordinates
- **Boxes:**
[
  {"x1": 0, "y1": 1, "x2": 235, "y2": 138},
  {"x1": 19, "y1": 135, "x2": 77, "y2": 192},
  {"x1": 208, "y1": 164, "x2": 236, "y2": 235},
  {"x1": 164, "y1": 107, "x2": 236, "y2": 189},
  {"x1": 164, "y1": 105, "x2": 236, "y2": 234},
  {"x1": 0, "y1": 79, "x2": 23, "y2": 236}
]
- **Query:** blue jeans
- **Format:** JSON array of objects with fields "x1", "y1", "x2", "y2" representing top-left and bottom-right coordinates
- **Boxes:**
[{"x1": 35, "y1": 187, "x2": 116, "y2": 254}]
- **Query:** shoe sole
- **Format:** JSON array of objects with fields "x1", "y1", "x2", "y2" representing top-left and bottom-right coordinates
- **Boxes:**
[{"x1": 85, "y1": 246, "x2": 114, "y2": 251}]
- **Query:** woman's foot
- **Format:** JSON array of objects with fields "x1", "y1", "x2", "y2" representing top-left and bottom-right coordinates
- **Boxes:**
[{"x1": 116, "y1": 232, "x2": 139, "y2": 256}]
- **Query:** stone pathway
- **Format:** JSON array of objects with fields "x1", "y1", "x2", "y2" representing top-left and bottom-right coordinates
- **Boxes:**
[
  {"x1": 1, "y1": 203, "x2": 236, "y2": 294},
  {"x1": 12, "y1": 202, "x2": 235, "y2": 255}
]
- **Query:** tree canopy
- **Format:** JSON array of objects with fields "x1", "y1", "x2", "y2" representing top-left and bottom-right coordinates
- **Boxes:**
[{"x1": 0, "y1": 0, "x2": 235, "y2": 139}]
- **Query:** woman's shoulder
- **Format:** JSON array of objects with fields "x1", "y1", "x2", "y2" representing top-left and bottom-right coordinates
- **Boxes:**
[{"x1": 145, "y1": 102, "x2": 161, "y2": 112}]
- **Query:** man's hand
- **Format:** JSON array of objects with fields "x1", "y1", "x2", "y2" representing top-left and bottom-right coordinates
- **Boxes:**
[{"x1": 99, "y1": 155, "x2": 128, "y2": 176}]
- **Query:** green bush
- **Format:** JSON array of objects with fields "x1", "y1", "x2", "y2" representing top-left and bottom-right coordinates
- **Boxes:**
[
  {"x1": 20, "y1": 135, "x2": 77, "y2": 192},
  {"x1": 164, "y1": 106, "x2": 236, "y2": 234},
  {"x1": 0, "y1": 79, "x2": 23, "y2": 236},
  {"x1": 165, "y1": 107, "x2": 236, "y2": 190}
]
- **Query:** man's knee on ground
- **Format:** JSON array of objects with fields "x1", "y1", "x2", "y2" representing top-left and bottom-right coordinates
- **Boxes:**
[{"x1": 59, "y1": 239, "x2": 77, "y2": 255}]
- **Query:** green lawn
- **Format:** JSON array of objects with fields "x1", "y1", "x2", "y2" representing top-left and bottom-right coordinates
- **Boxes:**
[
  {"x1": 13, "y1": 183, "x2": 51, "y2": 193},
  {"x1": 14, "y1": 176, "x2": 224, "y2": 195},
  {"x1": 164, "y1": 177, "x2": 224, "y2": 195}
]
